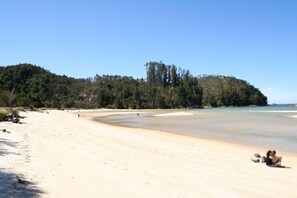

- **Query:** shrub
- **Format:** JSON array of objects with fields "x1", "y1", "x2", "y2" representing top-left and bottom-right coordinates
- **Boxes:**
[{"x1": 0, "y1": 108, "x2": 9, "y2": 121}]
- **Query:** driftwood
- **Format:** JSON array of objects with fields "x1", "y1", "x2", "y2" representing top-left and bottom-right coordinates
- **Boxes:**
[
  {"x1": 12, "y1": 117, "x2": 20, "y2": 123},
  {"x1": 4, "y1": 110, "x2": 24, "y2": 123}
]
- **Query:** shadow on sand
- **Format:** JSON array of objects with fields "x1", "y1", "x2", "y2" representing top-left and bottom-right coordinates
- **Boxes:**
[
  {"x1": 0, "y1": 171, "x2": 44, "y2": 198},
  {"x1": 1, "y1": 138, "x2": 45, "y2": 197},
  {"x1": 0, "y1": 138, "x2": 19, "y2": 157}
]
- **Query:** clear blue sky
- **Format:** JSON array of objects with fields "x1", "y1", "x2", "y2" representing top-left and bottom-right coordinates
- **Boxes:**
[{"x1": 1, "y1": 0, "x2": 296, "y2": 104}]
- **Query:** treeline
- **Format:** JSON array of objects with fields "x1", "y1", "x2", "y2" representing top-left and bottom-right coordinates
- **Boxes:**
[{"x1": 0, "y1": 62, "x2": 267, "y2": 109}]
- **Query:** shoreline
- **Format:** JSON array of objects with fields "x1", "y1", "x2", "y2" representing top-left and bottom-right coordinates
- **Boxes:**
[
  {"x1": 1, "y1": 109, "x2": 297, "y2": 197},
  {"x1": 79, "y1": 109, "x2": 297, "y2": 156}
]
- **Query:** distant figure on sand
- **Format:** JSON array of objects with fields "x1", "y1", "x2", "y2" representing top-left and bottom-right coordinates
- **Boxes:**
[
  {"x1": 266, "y1": 150, "x2": 283, "y2": 167},
  {"x1": 271, "y1": 150, "x2": 282, "y2": 164}
]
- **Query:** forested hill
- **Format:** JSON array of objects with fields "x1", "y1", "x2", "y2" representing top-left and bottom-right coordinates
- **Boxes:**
[{"x1": 0, "y1": 62, "x2": 267, "y2": 109}]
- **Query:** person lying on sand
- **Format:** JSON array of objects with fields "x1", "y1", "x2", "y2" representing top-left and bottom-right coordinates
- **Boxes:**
[
  {"x1": 266, "y1": 150, "x2": 284, "y2": 167},
  {"x1": 271, "y1": 150, "x2": 282, "y2": 164}
]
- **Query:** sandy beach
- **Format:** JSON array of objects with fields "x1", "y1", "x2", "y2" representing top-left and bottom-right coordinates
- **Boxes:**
[{"x1": 1, "y1": 110, "x2": 297, "y2": 197}]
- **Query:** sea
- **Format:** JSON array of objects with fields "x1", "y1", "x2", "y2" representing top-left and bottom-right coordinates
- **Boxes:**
[{"x1": 96, "y1": 105, "x2": 297, "y2": 153}]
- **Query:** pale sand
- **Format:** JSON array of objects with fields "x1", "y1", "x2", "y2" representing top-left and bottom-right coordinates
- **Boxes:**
[
  {"x1": 154, "y1": 112, "x2": 194, "y2": 117},
  {"x1": 1, "y1": 110, "x2": 297, "y2": 197}
]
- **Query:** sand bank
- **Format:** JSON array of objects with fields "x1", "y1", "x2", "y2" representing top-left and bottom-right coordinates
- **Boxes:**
[
  {"x1": 1, "y1": 110, "x2": 297, "y2": 197},
  {"x1": 154, "y1": 112, "x2": 194, "y2": 117}
]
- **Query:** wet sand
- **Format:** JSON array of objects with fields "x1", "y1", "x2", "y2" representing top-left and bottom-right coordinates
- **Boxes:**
[{"x1": 97, "y1": 109, "x2": 297, "y2": 153}]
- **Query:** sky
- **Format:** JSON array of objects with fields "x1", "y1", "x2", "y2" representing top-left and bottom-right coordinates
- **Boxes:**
[{"x1": 1, "y1": 0, "x2": 296, "y2": 104}]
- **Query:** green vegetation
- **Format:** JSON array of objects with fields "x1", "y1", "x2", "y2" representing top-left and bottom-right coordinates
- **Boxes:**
[
  {"x1": 0, "y1": 62, "x2": 267, "y2": 109},
  {"x1": 0, "y1": 107, "x2": 9, "y2": 121}
]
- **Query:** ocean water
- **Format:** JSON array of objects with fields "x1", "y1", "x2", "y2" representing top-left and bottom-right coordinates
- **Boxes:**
[{"x1": 96, "y1": 105, "x2": 297, "y2": 153}]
